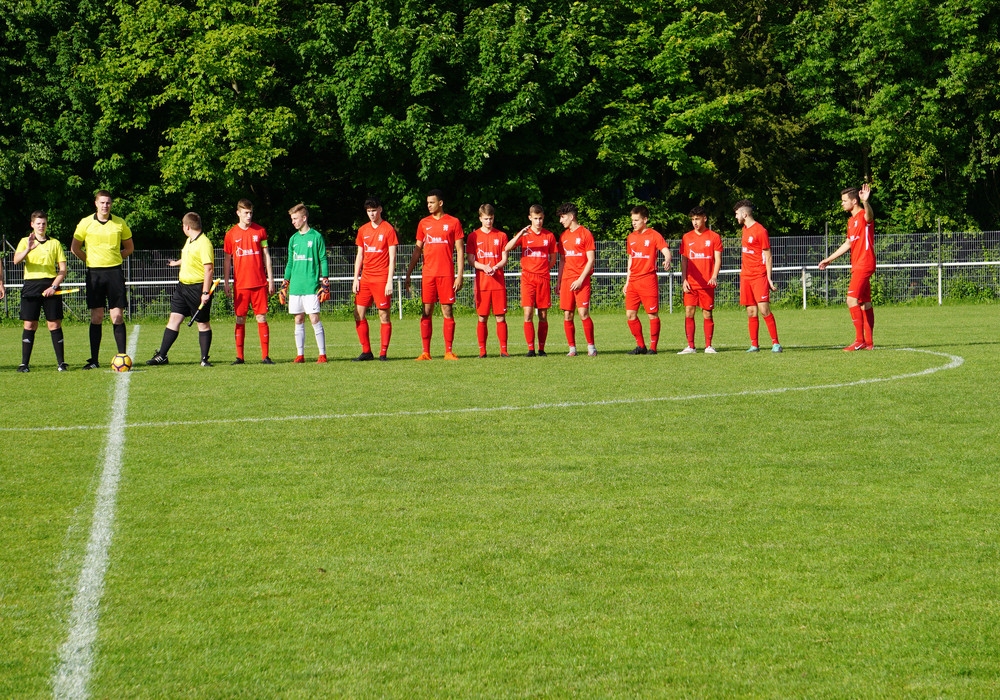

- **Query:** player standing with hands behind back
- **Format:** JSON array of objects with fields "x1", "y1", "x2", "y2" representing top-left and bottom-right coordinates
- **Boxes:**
[
  {"x1": 284, "y1": 203, "x2": 329, "y2": 363},
  {"x1": 734, "y1": 199, "x2": 781, "y2": 353},
  {"x1": 466, "y1": 204, "x2": 510, "y2": 358},
  {"x1": 679, "y1": 207, "x2": 723, "y2": 354},
  {"x1": 622, "y1": 205, "x2": 671, "y2": 354},
  {"x1": 223, "y1": 199, "x2": 274, "y2": 365},
  {"x1": 819, "y1": 183, "x2": 876, "y2": 350},
  {"x1": 71, "y1": 190, "x2": 133, "y2": 369},
  {"x1": 351, "y1": 198, "x2": 398, "y2": 361}
]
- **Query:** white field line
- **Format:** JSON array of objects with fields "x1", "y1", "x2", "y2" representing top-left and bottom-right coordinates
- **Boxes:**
[
  {"x1": 5, "y1": 349, "x2": 962, "y2": 437},
  {"x1": 53, "y1": 327, "x2": 140, "y2": 700}
]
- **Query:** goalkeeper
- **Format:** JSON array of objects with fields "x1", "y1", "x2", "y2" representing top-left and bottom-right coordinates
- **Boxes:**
[
  {"x1": 147, "y1": 212, "x2": 215, "y2": 367},
  {"x1": 284, "y1": 203, "x2": 329, "y2": 363}
]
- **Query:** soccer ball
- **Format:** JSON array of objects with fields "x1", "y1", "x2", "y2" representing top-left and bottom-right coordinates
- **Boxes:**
[{"x1": 110, "y1": 353, "x2": 133, "y2": 372}]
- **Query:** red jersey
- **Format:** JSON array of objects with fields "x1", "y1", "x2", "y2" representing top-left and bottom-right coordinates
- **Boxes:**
[
  {"x1": 356, "y1": 220, "x2": 398, "y2": 279},
  {"x1": 517, "y1": 228, "x2": 558, "y2": 275},
  {"x1": 847, "y1": 210, "x2": 875, "y2": 273},
  {"x1": 558, "y1": 226, "x2": 596, "y2": 281},
  {"x1": 626, "y1": 228, "x2": 668, "y2": 277},
  {"x1": 224, "y1": 222, "x2": 269, "y2": 289},
  {"x1": 417, "y1": 213, "x2": 464, "y2": 277},
  {"x1": 741, "y1": 222, "x2": 770, "y2": 280},
  {"x1": 467, "y1": 228, "x2": 508, "y2": 291},
  {"x1": 681, "y1": 229, "x2": 723, "y2": 289}
]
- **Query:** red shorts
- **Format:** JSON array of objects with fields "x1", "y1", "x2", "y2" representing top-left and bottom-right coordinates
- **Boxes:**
[
  {"x1": 234, "y1": 286, "x2": 269, "y2": 317},
  {"x1": 520, "y1": 272, "x2": 552, "y2": 309},
  {"x1": 625, "y1": 275, "x2": 660, "y2": 313},
  {"x1": 740, "y1": 276, "x2": 771, "y2": 306},
  {"x1": 476, "y1": 287, "x2": 508, "y2": 316},
  {"x1": 848, "y1": 270, "x2": 873, "y2": 303},
  {"x1": 684, "y1": 287, "x2": 715, "y2": 310},
  {"x1": 421, "y1": 275, "x2": 456, "y2": 305},
  {"x1": 559, "y1": 277, "x2": 592, "y2": 312},
  {"x1": 356, "y1": 277, "x2": 392, "y2": 310}
]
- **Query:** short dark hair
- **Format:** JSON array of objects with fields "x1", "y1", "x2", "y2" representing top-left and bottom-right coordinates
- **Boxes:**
[
  {"x1": 529, "y1": 204, "x2": 544, "y2": 215},
  {"x1": 95, "y1": 190, "x2": 112, "y2": 200},
  {"x1": 182, "y1": 212, "x2": 202, "y2": 231},
  {"x1": 427, "y1": 189, "x2": 445, "y2": 201},
  {"x1": 30, "y1": 210, "x2": 47, "y2": 222},
  {"x1": 689, "y1": 206, "x2": 708, "y2": 218},
  {"x1": 237, "y1": 198, "x2": 254, "y2": 210},
  {"x1": 556, "y1": 202, "x2": 578, "y2": 217},
  {"x1": 364, "y1": 198, "x2": 381, "y2": 210},
  {"x1": 733, "y1": 199, "x2": 754, "y2": 212},
  {"x1": 630, "y1": 205, "x2": 649, "y2": 219},
  {"x1": 841, "y1": 187, "x2": 860, "y2": 203}
]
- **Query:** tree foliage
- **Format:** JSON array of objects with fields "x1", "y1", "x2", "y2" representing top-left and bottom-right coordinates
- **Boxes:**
[{"x1": 1, "y1": 0, "x2": 998, "y2": 247}]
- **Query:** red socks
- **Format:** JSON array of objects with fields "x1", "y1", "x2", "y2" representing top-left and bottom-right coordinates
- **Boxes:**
[
  {"x1": 863, "y1": 308, "x2": 874, "y2": 345},
  {"x1": 649, "y1": 317, "x2": 660, "y2": 351},
  {"x1": 763, "y1": 313, "x2": 779, "y2": 344},
  {"x1": 685, "y1": 317, "x2": 695, "y2": 347},
  {"x1": 704, "y1": 319, "x2": 714, "y2": 347},
  {"x1": 235, "y1": 324, "x2": 246, "y2": 360},
  {"x1": 538, "y1": 320, "x2": 548, "y2": 350},
  {"x1": 444, "y1": 317, "x2": 456, "y2": 353},
  {"x1": 582, "y1": 317, "x2": 595, "y2": 346},
  {"x1": 420, "y1": 316, "x2": 432, "y2": 354},
  {"x1": 748, "y1": 316, "x2": 759, "y2": 346},
  {"x1": 627, "y1": 318, "x2": 645, "y2": 348},
  {"x1": 564, "y1": 320, "x2": 576, "y2": 348},
  {"x1": 356, "y1": 318, "x2": 371, "y2": 353},
  {"x1": 477, "y1": 320, "x2": 488, "y2": 354},
  {"x1": 258, "y1": 321, "x2": 269, "y2": 359},
  {"x1": 380, "y1": 323, "x2": 392, "y2": 355},
  {"x1": 849, "y1": 305, "x2": 864, "y2": 343},
  {"x1": 523, "y1": 321, "x2": 535, "y2": 351},
  {"x1": 497, "y1": 321, "x2": 508, "y2": 354}
]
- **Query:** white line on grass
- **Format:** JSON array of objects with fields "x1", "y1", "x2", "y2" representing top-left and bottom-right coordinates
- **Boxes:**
[
  {"x1": 53, "y1": 327, "x2": 140, "y2": 700},
  {"x1": 7, "y1": 348, "x2": 962, "y2": 436}
]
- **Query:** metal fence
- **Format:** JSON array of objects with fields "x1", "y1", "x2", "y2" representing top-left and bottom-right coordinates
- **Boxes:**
[{"x1": 3, "y1": 230, "x2": 999, "y2": 320}]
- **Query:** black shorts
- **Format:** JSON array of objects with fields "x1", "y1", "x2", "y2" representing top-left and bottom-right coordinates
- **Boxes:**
[
  {"x1": 20, "y1": 279, "x2": 63, "y2": 322},
  {"x1": 86, "y1": 266, "x2": 127, "y2": 310},
  {"x1": 171, "y1": 282, "x2": 212, "y2": 320}
]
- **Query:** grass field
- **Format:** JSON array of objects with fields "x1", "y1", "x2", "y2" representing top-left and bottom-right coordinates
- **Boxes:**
[{"x1": 2, "y1": 305, "x2": 999, "y2": 697}]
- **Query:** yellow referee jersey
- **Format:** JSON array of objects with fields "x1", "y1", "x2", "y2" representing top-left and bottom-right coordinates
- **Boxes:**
[
  {"x1": 179, "y1": 234, "x2": 214, "y2": 285},
  {"x1": 73, "y1": 214, "x2": 132, "y2": 267},
  {"x1": 16, "y1": 237, "x2": 67, "y2": 279}
]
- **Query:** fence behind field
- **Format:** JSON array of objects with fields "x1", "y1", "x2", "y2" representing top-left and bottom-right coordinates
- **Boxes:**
[{"x1": 3, "y1": 229, "x2": 999, "y2": 320}]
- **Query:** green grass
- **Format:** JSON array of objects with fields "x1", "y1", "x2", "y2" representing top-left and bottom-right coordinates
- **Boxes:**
[{"x1": 2, "y1": 307, "x2": 999, "y2": 697}]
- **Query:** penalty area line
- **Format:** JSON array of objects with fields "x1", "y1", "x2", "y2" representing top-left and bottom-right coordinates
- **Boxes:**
[
  {"x1": 4, "y1": 348, "x2": 963, "y2": 436},
  {"x1": 53, "y1": 326, "x2": 140, "y2": 700}
]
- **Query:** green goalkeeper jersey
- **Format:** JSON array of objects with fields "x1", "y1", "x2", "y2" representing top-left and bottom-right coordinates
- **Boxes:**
[{"x1": 284, "y1": 228, "x2": 328, "y2": 295}]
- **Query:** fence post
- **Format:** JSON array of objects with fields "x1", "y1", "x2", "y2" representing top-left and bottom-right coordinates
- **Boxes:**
[
  {"x1": 397, "y1": 275, "x2": 403, "y2": 320},
  {"x1": 937, "y1": 218, "x2": 943, "y2": 305},
  {"x1": 668, "y1": 270, "x2": 673, "y2": 313},
  {"x1": 2, "y1": 234, "x2": 7, "y2": 319},
  {"x1": 824, "y1": 222, "x2": 829, "y2": 305},
  {"x1": 801, "y1": 267, "x2": 807, "y2": 309}
]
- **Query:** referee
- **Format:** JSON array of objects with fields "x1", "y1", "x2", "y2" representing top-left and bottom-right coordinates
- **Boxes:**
[{"x1": 70, "y1": 190, "x2": 134, "y2": 369}]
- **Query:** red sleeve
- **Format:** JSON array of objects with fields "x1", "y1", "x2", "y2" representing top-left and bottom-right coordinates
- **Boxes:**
[
  {"x1": 656, "y1": 232, "x2": 667, "y2": 251},
  {"x1": 759, "y1": 227, "x2": 770, "y2": 250},
  {"x1": 585, "y1": 230, "x2": 596, "y2": 252},
  {"x1": 387, "y1": 225, "x2": 399, "y2": 245},
  {"x1": 714, "y1": 234, "x2": 724, "y2": 252},
  {"x1": 223, "y1": 227, "x2": 234, "y2": 255},
  {"x1": 355, "y1": 228, "x2": 364, "y2": 246}
]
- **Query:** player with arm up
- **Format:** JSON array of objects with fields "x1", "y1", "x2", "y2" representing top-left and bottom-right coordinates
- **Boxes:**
[
  {"x1": 467, "y1": 204, "x2": 509, "y2": 358},
  {"x1": 285, "y1": 203, "x2": 329, "y2": 363},
  {"x1": 352, "y1": 198, "x2": 398, "y2": 361},
  {"x1": 13, "y1": 211, "x2": 69, "y2": 371},
  {"x1": 223, "y1": 199, "x2": 274, "y2": 365},
  {"x1": 734, "y1": 199, "x2": 781, "y2": 353},
  {"x1": 505, "y1": 204, "x2": 557, "y2": 356},
  {"x1": 819, "y1": 183, "x2": 876, "y2": 350},
  {"x1": 405, "y1": 189, "x2": 465, "y2": 360},
  {"x1": 623, "y1": 205, "x2": 671, "y2": 355},
  {"x1": 679, "y1": 206, "x2": 723, "y2": 354},
  {"x1": 555, "y1": 203, "x2": 597, "y2": 357},
  {"x1": 147, "y1": 212, "x2": 215, "y2": 366}
]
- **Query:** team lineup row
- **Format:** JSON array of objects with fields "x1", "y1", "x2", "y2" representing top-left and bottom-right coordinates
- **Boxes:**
[{"x1": 3, "y1": 186, "x2": 876, "y2": 371}]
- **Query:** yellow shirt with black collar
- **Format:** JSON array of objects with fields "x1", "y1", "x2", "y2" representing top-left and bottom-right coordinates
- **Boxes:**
[
  {"x1": 73, "y1": 214, "x2": 132, "y2": 268},
  {"x1": 179, "y1": 234, "x2": 215, "y2": 285}
]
